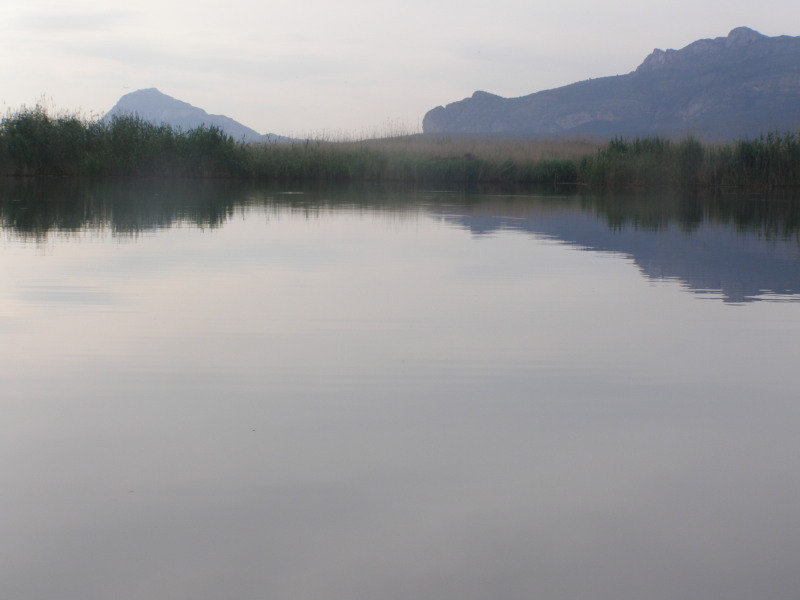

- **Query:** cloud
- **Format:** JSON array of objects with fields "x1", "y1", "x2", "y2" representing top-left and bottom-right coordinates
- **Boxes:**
[
  {"x1": 14, "y1": 10, "x2": 135, "y2": 33},
  {"x1": 56, "y1": 37, "x2": 360, "y2": 85}
]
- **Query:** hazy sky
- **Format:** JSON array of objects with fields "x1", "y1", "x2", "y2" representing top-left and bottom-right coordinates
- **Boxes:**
[{"x1": 2, "y1": 0, "x2": 799, "y2": 137}]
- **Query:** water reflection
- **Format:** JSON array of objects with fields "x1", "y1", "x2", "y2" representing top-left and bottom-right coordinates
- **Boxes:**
[
  {"x1": 438, "y1": 193, "x2": 800, "y2": 303},
  {"x1": 3, "y1": 179, "x2": 798, "y2": 302},
  {"x1": 3, "y1": 179, "x2": 800, "y2": 600}
]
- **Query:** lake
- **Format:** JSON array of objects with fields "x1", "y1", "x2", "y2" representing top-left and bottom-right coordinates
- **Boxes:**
[{"x1": 2, "y1": 180, "x2": 799, "y2": 600}]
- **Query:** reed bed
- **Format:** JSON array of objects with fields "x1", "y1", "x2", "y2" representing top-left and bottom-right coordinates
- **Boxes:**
[
  {"x1": 580, "y1": 134, "x2": 800, "y2": 189},
  {"x1": 0, "y1": 105, "x2": 250, "y2": 178},
  {"x1": 2, "y1": 104, "x2": 800, "y2": 190}
]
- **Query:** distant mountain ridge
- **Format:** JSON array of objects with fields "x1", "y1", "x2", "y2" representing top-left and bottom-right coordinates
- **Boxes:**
[
  {"x1": 423, "y1": 27, "x2": 800, "y2": 139},
  {"x1": 103, "y1": 88, "x2": 290, "y2": 143}
]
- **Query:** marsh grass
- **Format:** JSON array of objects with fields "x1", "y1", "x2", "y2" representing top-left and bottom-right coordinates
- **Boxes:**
[
  {"x1": 336, "y1": 135, "x2": 594, "y2": 184},
  {"x1": 579, "y1": 133, "x2": 800, "y2": 190},
  {"x1": 0, "y1": 104, "x2": 251, "y2": 178},
  {"x1": 2, "y1": 104, "x2": 799, "y2": 190}
]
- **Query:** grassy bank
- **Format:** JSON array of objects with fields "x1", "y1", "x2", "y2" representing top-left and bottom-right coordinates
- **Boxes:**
[{"x1": 2, "y1": 105, "x2": 799, "y2": 189}]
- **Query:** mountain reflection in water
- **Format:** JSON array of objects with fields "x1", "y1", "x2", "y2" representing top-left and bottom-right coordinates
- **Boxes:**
[{"x1": 2, "y1": 179, "x2": 799, "y2": 303}]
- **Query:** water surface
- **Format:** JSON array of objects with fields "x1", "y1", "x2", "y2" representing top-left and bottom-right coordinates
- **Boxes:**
[{"x1": 2, "y1": 181, "x2": 799, "y2": 600}]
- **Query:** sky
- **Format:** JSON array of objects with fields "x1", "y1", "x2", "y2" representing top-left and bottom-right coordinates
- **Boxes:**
[{"x1": 2, "y1": 0, "x2": 799, "y2": 137}]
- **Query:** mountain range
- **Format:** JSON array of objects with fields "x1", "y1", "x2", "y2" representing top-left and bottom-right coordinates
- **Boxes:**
[
  {"x1": 103, "y1": 88, "x2": 290, "y2": 143},
  {"x1": 422, "y1": 27, "x2": 800, "y2": 140}
]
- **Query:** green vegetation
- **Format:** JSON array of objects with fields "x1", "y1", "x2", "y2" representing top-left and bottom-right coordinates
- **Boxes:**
[
  {"x1": 579, "y1": 133, "x2": 800, "y2": 190},
  {"x1": 2, "y1": 104, "x2": 800, "y2": 190},
  {"x1": 0, "y1": 105, "x2": 249, "y2": 178}
]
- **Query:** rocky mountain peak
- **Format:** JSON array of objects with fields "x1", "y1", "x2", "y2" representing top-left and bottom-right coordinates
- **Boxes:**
[
  {"x1": 471, "y1": 90, "x2": 502, "y2": 101},
  {"x1": 725, "y1": 26, "x2": 765, "y2": 47},
  {"x1": 636, "y1": 27, "x2": 766, "y2": 73}
]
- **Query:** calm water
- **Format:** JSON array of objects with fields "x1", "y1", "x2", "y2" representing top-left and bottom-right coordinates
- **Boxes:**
[{"x1": 2, "y1": 181, "x2": 800, "y2": 600}]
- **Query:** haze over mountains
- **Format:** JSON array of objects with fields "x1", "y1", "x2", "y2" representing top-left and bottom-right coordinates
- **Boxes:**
[
  {"x1": 423, "y1": 27, "x2": 800, "y2": 140},
  {"x1": 103, "y1": 88, "x2": 290, "y2": 143},
  {"x1": 104, "y1": 28, "x2": 800, "y2": 143}
]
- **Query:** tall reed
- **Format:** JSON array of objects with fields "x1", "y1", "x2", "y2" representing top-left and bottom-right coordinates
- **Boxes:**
[
  {"x1": 1, "y1": 106, "x2": 251, "y2": 178},
  {"x1": 2, "y1": 104, "x2": 799, "y2": 190}
]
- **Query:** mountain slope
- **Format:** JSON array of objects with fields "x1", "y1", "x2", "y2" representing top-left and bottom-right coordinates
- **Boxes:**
[
  {"x1": 103, "y1": 88, "x2": 289, "y2": 143},
  {"x1": 422, "y1": 27, "x2": 800, "y2": 139}
]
